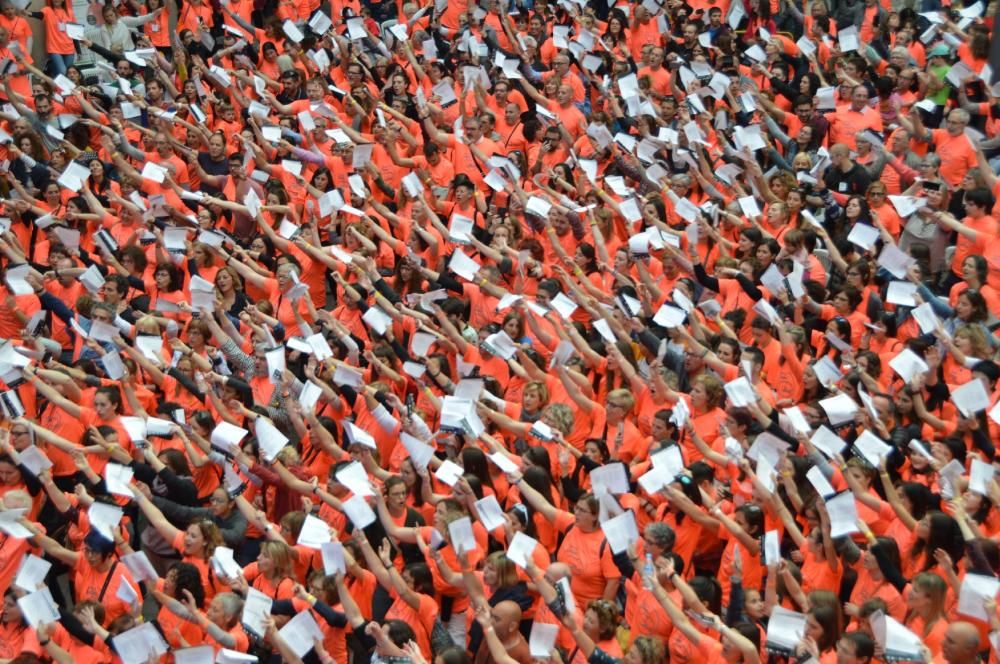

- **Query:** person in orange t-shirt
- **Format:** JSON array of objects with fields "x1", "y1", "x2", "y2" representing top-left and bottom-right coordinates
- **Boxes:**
[
  {"x1": 24, "y1": 526, "x2": 140, "y2": 625},
  {"x1": 355, "y1": 528, "x2": 440, "y2": 657},
  {"x1": 899, "y1": 108, "x2": 978, "y2": 189}
]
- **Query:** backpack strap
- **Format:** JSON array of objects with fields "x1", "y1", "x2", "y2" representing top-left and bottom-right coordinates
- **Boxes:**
[{"x1": 97, "y1": 561, "x2": 119, "y2": 602}]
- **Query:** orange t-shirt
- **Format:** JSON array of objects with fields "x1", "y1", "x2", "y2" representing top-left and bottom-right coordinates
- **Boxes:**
[
  {"x1": 930, "y1": 129, "x2": 977, "y2": 188},
  {"x1": 553, "y1": 510, "x2": 620, "y2": 606}
]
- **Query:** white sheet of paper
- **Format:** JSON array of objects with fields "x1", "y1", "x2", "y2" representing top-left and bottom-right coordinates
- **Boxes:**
[
  {"x1": 957, "y1": 573, "x2": 1000, "y2": 620},
  {"x1": 826, "y1": 491, "x2": 860, "y2": 538},
  {"x1": 255, "y1": 417, "x2": 289, "y2": 462},
  {"x1": 506, "y1": 532, "x2": 538, "y2": 567},
  {"x1": 335, "y1": 459, "x2": 375, "y2": 496},
  {"x1": 888, "y1": 348, "x2": 929, "y2": 383},
  {"x1": 111, "y1": 622, "x2": 169, "y2": 664},
  {"x1": 88, "y1": 502, "x2": 123, "y2": 541},
  {"x1": 297, "y1": 514, "x2": 333, "y2": 550},
  {"x1": 475, "y1": 495, "x2": 506, "y2": 531},
  {"x1": 342, "y1": 495, "x2": 376, "y2": 529},
  {"x1": 173, "y1": 646, "x2": 215, "y2": 664},
  {"x1": 590, "y1": 462, "x2": 630, "y2": 496},
  {"x1": 763, "y1": 530, "x2": 781, "y2": 565},
  {"x1": 17, "y1": 446, "x2": 52, "y2": 477},
  {"x1": 211, "y1": 547, "x2": 242, "y2": 578},
  {"x1": 724, "y1": 376, "x2": 757, "y2": 408},
  {"x1": 766, "y1": 607, "x2": 807, "y2": 650},
  {"x1": 810, "y1": 425, "x2": 846, "y2": 458},
  {"x1": 873, "y1": 230, "x2": 915, "y2": 274},
  {"x1": 104, "y1": 462, "x2": 135, "y2": 497},
  {"x1": 969, "y1": 457, "x2": 993, "y2": 496},
  {"x1": 951, "y1": 378, "x2": 991, "y2": 416},
  {"x1": 847, "y1": 223, "x2": 880, "y2": 250},
  {"x1": 854, "y1": 430, "x2": 892, "y2": 467},
  {"x1": 448, "y1": 516, "x2": 478, "y2": 554},
  {"x1": 278, "y1": 609, "x2": 324, "y2": 658},
  {"x1": 806, "y1": 466, "x2": 836, "y2": 498},
  {"x1": 16, "y1": 588, "x2": 59, "y2": 629},
  {"x1": 488, "y1": 452, "x2": 519, "y2": 474},
  {"x1": 320, "y1": 541, "x2": 346, "y2": 575},
  {"x1": 599, "y1": 510, "x2": 639, "y2": 554},
  {"x1": 434, "y1": 459, "x2": 465, "y2": 486},
  {"x1": 819, "y1": 393, "x2": 858, "y2": 426},
  {"x1": 13, "y1": 554, "x2": 51, "y2": 593},
  {"x1": 529, "y1": 622, "x2": 560, "y2": 658},
  {"x1": 210, "y1": 422, "x2": 248, "y2": 451},
  {"x1": 241, "y1": 587, "x2": 273, "y2": 637},
  {"x1": 885, "y1": 281, "x2": 918, "y2": 307},
  {"x1": 122, "y1": 551, "x2": 159, "y2": 582}
]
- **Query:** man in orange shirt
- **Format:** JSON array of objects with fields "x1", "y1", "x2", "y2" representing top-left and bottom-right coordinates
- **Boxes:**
[
  {"x1": 900, "y1": 108, "x2": 978, "y2": 189},
  {"x1": 827, "y1": 85, "x2": 883, "y2": 150},
  {"x1": 541, "y1": 55, "x2": 586, "y2": 106},
  {"x1": 638, "y1": 47, "x2": 673, "y2": 97},
  {"x1": 494, "y1": 102, "x2": 528, "y2": 156},
  {"x1": 420, "y1": 113, "x2": 498, "y2": 190}
]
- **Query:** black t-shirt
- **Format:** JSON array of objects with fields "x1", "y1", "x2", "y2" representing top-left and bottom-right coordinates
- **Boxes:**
[
  {"x1": 197, "y1": 152, "x2": 231, "y2": 197},
  {"x1": 824, "y1": 161, "x2": 871, "y2": 197}
]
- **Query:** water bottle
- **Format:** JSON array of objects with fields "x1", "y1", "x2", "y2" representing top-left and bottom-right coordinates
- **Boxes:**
[{"x1": 642, "y1": 553, "x2": 655, "y2": 590}]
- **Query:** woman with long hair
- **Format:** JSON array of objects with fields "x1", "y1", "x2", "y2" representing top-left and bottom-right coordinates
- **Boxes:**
[{"x1": 130, "y1": 483, "x2": 227, "y2": 597}]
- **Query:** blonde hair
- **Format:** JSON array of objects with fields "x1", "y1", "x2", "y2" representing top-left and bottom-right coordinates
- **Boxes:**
[
  {"x1": 485, "y1": 551, "x2": 519, "y2": 588},
  {"x1": 260, "y1": 541, "x2": 296, "y2": 580},
  {"x1": 607, "y1": 388, "x2": 635, "y2": 411}
]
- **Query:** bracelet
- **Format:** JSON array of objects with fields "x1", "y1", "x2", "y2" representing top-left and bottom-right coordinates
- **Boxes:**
[
  {"x1": 479, "y1": 278, "x2": 488, "y2": 287},
  {"x1": 39, "y1": 640, "x2": 50, "y2": 647}
]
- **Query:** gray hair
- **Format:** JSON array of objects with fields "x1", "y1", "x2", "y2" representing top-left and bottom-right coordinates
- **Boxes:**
[
  {"x1": 949, "y1": 108, "x2": 971, "y2": 125},
  {"x1": 644, "y1": 522, "x2": 677, "y2": 550},
  {"x1": 214, "y1": 592, "x2": 244, "y2": 620},
  {"x1": 543, "y1": 403, "x2": 575, "y2": 435}
]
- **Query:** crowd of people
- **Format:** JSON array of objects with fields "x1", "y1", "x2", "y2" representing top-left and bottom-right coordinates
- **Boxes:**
[{"x1": 0, "y1": 0, "x2": 996, "y2": 662}]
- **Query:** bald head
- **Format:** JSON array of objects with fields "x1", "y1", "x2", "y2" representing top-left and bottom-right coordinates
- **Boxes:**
[
  {"x1": 491, "y1": 600, "x2": 523, "y2": 636},
  {"x1": 830, "y1": 143, "x2": 849, "y2": 160},
  {"x1": 942, "y1": 622, "x2": 980, "y2": 664}
]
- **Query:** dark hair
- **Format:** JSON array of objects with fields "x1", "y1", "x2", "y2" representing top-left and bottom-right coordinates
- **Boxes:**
[
  {"x1": 843, "y1": 632, "x2": 875, "y2": 661},
  {"x1": 403, "y1": 563, "x2": 434, "y2": 595},
  {"x1": 169, "y1": 562, "x2": 206, "y2": 608},
  {"x1": 871, "y1": 537, "x2": 901, "y2": 573},
  {"x1": 965, "y1": 187, "x2": 995, "y2": 213},
  {"x1": 154, "y1": 262, "x2": 184, "y2": 292},
  {"x1": 95, "y1": 386, "x2": 123, "y2": 410},
  {"x1": 688, "y1": 576, "x2": 722, "y2": 615},
  {"x1": 810, "y1": 602, "x2": 841, "y2": 652},
  {"x1": 957, "y1": 289, "x2": 988, "y2": 323},
  {"x1": 159, "y1": 448, "x2": 193, "y2": 477},
  {"x1": 911, "y1": 511, "x2": 964, "y2": 572},
  {"x1": 384, "y1": 619, "x2": 417, "y2": 646},
  {"x1": 460, "y1": 447, "x2": 495, "y2": 492}
]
